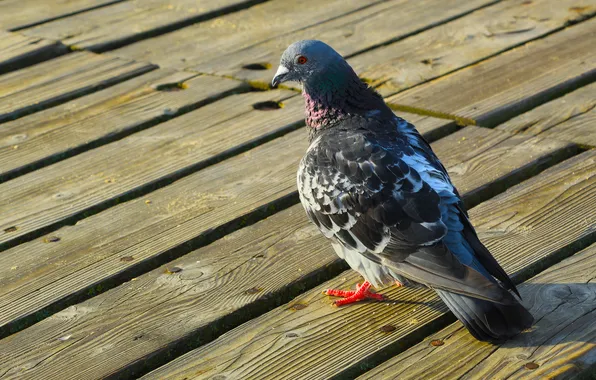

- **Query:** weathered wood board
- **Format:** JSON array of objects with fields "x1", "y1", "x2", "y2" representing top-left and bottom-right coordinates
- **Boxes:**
[
  {"x1": 0, "y1": 0, "x2": 123, "y2": 31},
  {"x1": 0, "y1": 89, "x2": 301, "y2": 246},
  {"x1": 0, "y1": 70, "x2": 245, "y2": 182},
  {"x1": 357, "y1": 243, "x2": 596, "y2": 380},
  {"x1": 136, "y1": 150, "x2": 596, "y2": 380},
  {"x1": 0, "y1": 31, "x2": 67, "y2": 75},
  {"x1": 387, "y1": 18, "x2": 596, "y2": 126},
  {"x1": 20, "y1": 0, "x2": 266, "y2": 52},
  {"x1": 350, "y1": 0, "x2": 596, "y2": 96},
  {"x1": 497, "y1": 81, "x2": 596, "y2": 147},
  {"x1": 109, "y1": 0, "x2": 490, "y2": 71},
  {"x1": 189, "y1": 0, "x2": 497, "y2": 82},
  {"x1": 0, "y1": 51, "x2": 156, "y2": 124},
  {"x1": 0, "y1": 127, "x2": 579, "y2": 380}
]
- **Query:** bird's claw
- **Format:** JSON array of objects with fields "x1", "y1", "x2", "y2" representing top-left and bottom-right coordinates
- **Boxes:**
[{"x1": 323, "y1": 281, "x2": 384, "y2": 306}]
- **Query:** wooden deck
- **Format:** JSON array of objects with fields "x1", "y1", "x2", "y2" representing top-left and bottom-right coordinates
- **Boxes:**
[{"x1": 0, "y1": 0, "x2": 595, "y2": 379}]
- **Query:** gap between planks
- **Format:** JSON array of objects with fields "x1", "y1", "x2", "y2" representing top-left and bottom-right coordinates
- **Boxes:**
[
  {"x1": 0, "y1": 51, "x2": 157, "y2": 125},
  {"x1": 1, "y1": 0, "x2": 128, "y2": 32},
  {"x1": 0, "y1": 31, "x2": 68, "y2": 76},
  {"x1": 0, "y1": 70, "x2": 253, "y2": 183}
]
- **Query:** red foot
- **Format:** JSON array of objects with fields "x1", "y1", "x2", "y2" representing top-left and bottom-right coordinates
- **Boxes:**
[{"x1": 323, "y1": 281, "x2": 385, "y2": 307}]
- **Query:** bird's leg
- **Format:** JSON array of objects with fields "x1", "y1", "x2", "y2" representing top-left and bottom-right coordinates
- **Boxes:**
[{"x1": 324, "y1": 281, "x2": 385, "y2": 307}]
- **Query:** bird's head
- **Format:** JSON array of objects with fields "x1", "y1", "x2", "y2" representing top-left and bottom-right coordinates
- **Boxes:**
[{"x1": 271, "y1": 40, "x2": 349, "y2": 89}]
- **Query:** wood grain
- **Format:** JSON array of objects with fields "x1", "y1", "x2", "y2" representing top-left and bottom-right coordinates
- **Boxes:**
[
  {"x1": 137, "y1": 150, "x2": 596, "y2": 380},
  {"x1": 189, "y1": 0, "x2": 496, "y2": 82},
  {"x1": 0, "y1": 51, "x2": 156, "y2": 124},
  {"x1": 0, "y1": 31, "x2": 67, "y2": 75},
  {"x1": 357, "y1": 244, "x2": 596, "y2": 380},
  {"x1": 110, "y1": 0, "x2": 399, "y2": 70},
  {"x1": 0, "y1": 69, "x2": 245, "y2": 181},
  {"x1": 0, "y1": 90, "x2": 450, "y2": 248},
  {"x1": 498, "y1": 82, "x2": 596, "y2": 147},
  {"x1": 0, "y1": 89, "x2": 300, "y2": 246},
  {"x1": 387, "y1": 17, "x2": 596, "y2": 126},
  {"x1": 0, "y1": 115, "x2": 447, "y2": 328},
  {"x1": 0, "y1": 0, "x2": 123, "y2": 31},
  {"x1": 21, "y1": 0, "x2": 265, "y2": 52},
  {"x1": 350, "y1": 0, "x2": 596, "y2": 96},
  {"x1": 6, "y1": 19, "x2": 594, "y2": 247},
  {"x1": 0, "y1": 126, "x2": 578, "y2": 379}
]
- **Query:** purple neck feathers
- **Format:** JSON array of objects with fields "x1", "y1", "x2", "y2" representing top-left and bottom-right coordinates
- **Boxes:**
[
  {"x1": 303, "y1": 91, "x2": 345, "y2": 130},
  {"x1": 302, "y1": 71, "x2": 388, "y2": 132}
]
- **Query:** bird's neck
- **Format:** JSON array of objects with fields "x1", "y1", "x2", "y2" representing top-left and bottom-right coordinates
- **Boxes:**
[{"x1": 302, "y1": 71, "x2": 389, "y2": 132}]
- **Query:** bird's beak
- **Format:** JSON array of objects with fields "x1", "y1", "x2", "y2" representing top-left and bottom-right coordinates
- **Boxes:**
[{"x1": 271, "y1": 65, "x2": 289, "y2": 88}]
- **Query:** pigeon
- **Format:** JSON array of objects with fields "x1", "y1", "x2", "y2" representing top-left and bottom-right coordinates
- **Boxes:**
[{"x1": 271, "y1": 40, "x2": 533, "y2": 342}]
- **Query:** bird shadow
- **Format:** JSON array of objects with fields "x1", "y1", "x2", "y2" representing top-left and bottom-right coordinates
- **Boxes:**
[
  {"x1": 375, "y1": 282, "x2": 596, "y2": 347},
  {"x1": 501, "y1": 282, "x2": 596, "y2": 348}
]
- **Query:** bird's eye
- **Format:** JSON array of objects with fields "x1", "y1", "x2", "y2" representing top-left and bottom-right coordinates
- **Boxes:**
[{"x1": 296, "y1": 55, "x2": 308, "y2": 65}]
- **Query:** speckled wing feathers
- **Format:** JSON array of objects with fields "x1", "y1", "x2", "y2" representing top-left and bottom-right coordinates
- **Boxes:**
[{"x1": 298, "y1": 116, "x2": 515, "y2": 302}]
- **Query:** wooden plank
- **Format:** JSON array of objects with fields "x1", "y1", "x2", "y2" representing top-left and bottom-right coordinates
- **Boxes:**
[
  {"x1": 0, "y1": 0, "x2": 123, "y2": 31},
  {"x1": 189, "y1": 0, "x2": 497, "y2": 83},
  {"x1": 387, "y1": 18, "x2": 596, "y2": 126},
  {"x1": 0, "y1": 126, "x2": 577, "y2": 379},
  {"x1": 0, "y1": 31, "x2": 67, "y2": 75},
  {"x1": 20, "y1": 0, "x2": 267, "y2": 52},
  {"x1": 497, "y1": 82, "x2": 596, "y2": 147},
  {"x1": 109, "y1": 0, "x2": 406, "y2": 70},
  {"x1": 356, "y1": 243, "x2": 596, "y2": 380},
  {"x1": 351, "y1": 0, "x2": 596, "y2": 96},
  {"x1": 138, "y1": 150, "x2": 596, "y2": 380},
  {"x1": 0, "y1": 70, "x2": 246, "y2": 182},
  {"x1": 0, "y1": 51, "x2": 157, "y2": 124}
]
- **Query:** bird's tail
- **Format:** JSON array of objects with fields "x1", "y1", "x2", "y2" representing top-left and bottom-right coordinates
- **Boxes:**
[{"x1": 435, "y1": 289, "x2": 534, "y2": 343}]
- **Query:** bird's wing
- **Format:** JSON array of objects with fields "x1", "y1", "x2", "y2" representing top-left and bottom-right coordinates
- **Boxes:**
[{"x1": 298, "y1": 117, "x2": 515, "y2": 303}]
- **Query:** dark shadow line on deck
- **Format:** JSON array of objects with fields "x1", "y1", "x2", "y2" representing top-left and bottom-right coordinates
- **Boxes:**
[
  {"x1": 476, "y1": 68, "x2": 596, "y2": 129},
  {"x1": 0, "y1": 114, "x2": 305, "y2": 254},
  {"x1": 344, "y1": 0, "x2": 503, "y2": 60},
  {"x1": 394, "y1": 66, "x2": 596, "y2": 141},
  {"x1": 330, "y1": 230, "x2": 596, "y2": 380},
  {"x1": 8, "y1": 0, "x2": 129, "y2": 32},
  {"x1": 376, "y1": 12, "x2": 596, "y2": 102},
  {"x1": 225, "y1": 0, "x2": 394, "y2": 53},
  {"x1": 0, "y1": 41, "x2": 69, "y2": 76},
  {"x1": 0, "y1": 190, "x2": 299, "y2": 340},
  {"x1": 0, "y1": 63, "x2": 158, "y2": 125},
  {"x1": 0, "y1": 81, "x2": 252, "y2": 184},
  {"x1": 75, "y1": 0, "x2": 271, "y2": 54}
]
